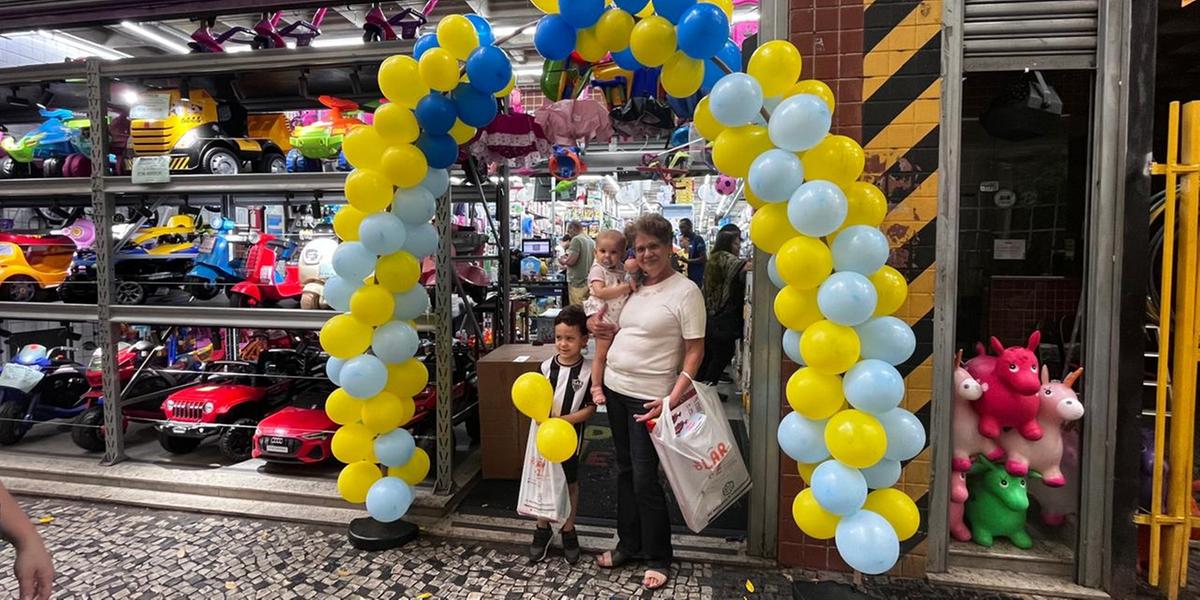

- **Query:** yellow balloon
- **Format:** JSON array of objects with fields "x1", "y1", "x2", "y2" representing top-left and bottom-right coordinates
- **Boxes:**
[
  {"x1": 496, "y1": 76, "x2": 516, "y2": 98},
  {"x1": 387, "y1": 358, "x2": 430, "y2": 398},
  {"x1": 693, "y1": 97, "x2": 725, "y2": 142},
  {"x1": 375, "y1": 251, "x2": 421, "y2": 293},
  {"x1": 843, "y1": 182, "x2": 888, "y2": 229},
  {"x1": 333, "y1": 206, "x2": 366, "y2": 241},
  {"x1": 869, "y1": 266, "x2": 908, "y2": 317},
  {"x1": 630, "y1": 16, "x2": 676, "y2": 68},
  {"x1": 793, "y1": 488, "x2": 839, "y2": 539},
  {"x1": 437, "y1": 15, "x2": 479, "y2": 60},
  {"x1": 536, "y1": 417, "x2": 579, "y2": 463},
  {"x1": 389, "y1": 447, "x2": 431, "y2": 485},
  {"x1": 379, "y1": 143, "x2": 429, "y2": 188},
  {"x1": 532, "y1": 0, "x2": 559, "y2": 13},
  {"x1": 337, "y1": 460, "x2": 382, "y2": 504},
  {"x1": 713, "y1": 125, "x2": 772, "y2": 178},
  {"x1": 332, "y1": 423, "x2": 377, "y2": 464},
  {"x1": 802, "y1": 135, "x2": 865, "y2": 187},
  {"x1": 345, "y1": 169, "x2": 393, "y2": 213},
  {"x1": 661, "y1": 51, "x2": 704, "y2": 98},
  {"x1": 326, "y1": 388, "x2": 365, "y2": 425},
  {"x1": 320, "y1": 313, "x2": 373, "y2": 359},
  {"x1": 825, "y1": 409, "x2": 887, "y2": 468},
  {"x1": 748, "y1": 40, "x2": 802, "y2": 97},
  {"x1": 774, "y1": 285, "x2": 822, "y2": 332},
  {"x1": 787, "y1": 79, "x2": 836, "y2": 113},
  {"x1": 748, "y1": 202, "x2": 799, "y2": 253},
  {"x1": 374, "y1": 103, "x2": 420, "y2": 144},
  {"x1": 863, "y1": 488, "x2": 920, "y2": 541},
  {"x1": 787, "y1": 367, "x2": 845, "y2": 420},
  {"x1": 350, "y1": 284, "x2": 395, "y2": 327},
  {"x1": 744, "y1": 186, "x2": 766, "y2": 210},
  {"x1": 342, "y1": 126, "x2": 384, "y2": 171},
  {"x1": 776, "y1": 236, "x2": 832, "y2": 290},
  {"x1": 512, "y1": 372, "x2": 553, "y2": 422},
  {"x1": 361, "y1": 391, "x2": 415, "y2": 433},
  {"x1": 596, "y1": 8, "x2": 634, "y2": 51},
  {"x1": 797, "y1": 461, "x2": 816, "y2": 484},
  {"x1": 378, "y1": 55, "x2": 428, "y2": 109},
  {"x1": 572, "y1": 26, "x2": 605, "y2": 62},
  {"x1": 800, "y1": 320, "x2": 860, "y2": 374},
  {"x1": 419, "y1": 48, "x2": 461, "y2": 92},
  {"x1": 449, "y1": 120, "x2": 477, "y2": 145},
  {"x1": 701, "y1": 0, "x2": 733, "y2": 19}
]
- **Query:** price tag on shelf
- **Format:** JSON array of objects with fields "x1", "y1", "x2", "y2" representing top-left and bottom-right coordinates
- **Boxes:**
[
  {"x1": 131, "y1": 156, "x2": 171, "y2": 184},
  {"x1": 130, "y1": 93, "x2": 170, "y2": 120}
]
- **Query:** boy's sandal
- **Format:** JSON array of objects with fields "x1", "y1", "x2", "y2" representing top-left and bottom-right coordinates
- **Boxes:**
[
  {"x1": 595, "y1": 548, "x2": 635, "y2": 569},
  {"x1": 643, "y1": 569, "x2": 669, "y2": 590}
]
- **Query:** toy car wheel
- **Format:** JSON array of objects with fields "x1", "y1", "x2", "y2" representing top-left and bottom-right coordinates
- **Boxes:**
[
  {"x1": 218, "y1": 417, "x2": 259, "y2": 462},
  {"x1": 0, "y1": 402, "x2": 28, "y2": 445},
  {"x1": 115, "y1": 281, "x2": 146, "y2": 305},
  {"x1": 229, "y1": 292, "x2": 260, "y2": 308},
  {"x1": 70, "y1": 406, "x2": 106, "y2": 452},
  {"x1": 157, "y1": 430, "x2": 202, "y2": 454},
  {"x1": 259, "y1": 152, "x2": 286, "y2": 174},
  {"x1": 41, "y1": 157, "x2": 62, "y2": 178},
  {"x1": 300, "y1": 290, "x2": 323, "y2": 310},
  {"x1": 1, "y1": 276, "x2": 38, "y2": 303},
  {"x1": 186, "y1": 276, "x2": 222, "y2": 301},
  {"x1": 0, "y1": 156, "x2": 25, "y2": 179},
  {"x1": 202, "y1": 147, "x2": 241, "y2": 175}
]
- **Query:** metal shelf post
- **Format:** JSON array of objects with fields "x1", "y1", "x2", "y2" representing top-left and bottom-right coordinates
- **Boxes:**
[{"x1": 434, "y1": 186, "x2": 454, "y2": 495}]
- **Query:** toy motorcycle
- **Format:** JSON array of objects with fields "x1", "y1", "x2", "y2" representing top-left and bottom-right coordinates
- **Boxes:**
[
  {"x1": 298, "y1": 233, "x2": 339, "y2": 309},
  {"x1": 0, "y1": 344, "x2": 89, "y2": 445},
  {"x1": 227, "y1": 232, "x2": 302, "y2": 307},
  {"x1": 187, "y1": 217, "x2": 247, "y2": 301}
]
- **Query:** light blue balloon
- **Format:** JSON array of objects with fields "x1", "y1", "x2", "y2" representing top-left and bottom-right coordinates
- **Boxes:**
[
  {"x1": 365, "y1": 476, "x2": 415, "y2": 523},
  {"x1": 861, "y1": 458, "x2": 901, "y2": 489},
  {"x1": 843, "y1": 359, "x2": 905, "y2": 414},
  {"x1": 332, "y1": 242, "x2": 377, "y2": 281},
  {"x1": 420, "y1": 168, "x2": 450, "y2": 197},
  {"x1": 709, "y1": 73, "x2": 763, "y2": 127},
  {"x1": 777, "y1": 412, "x2": 829, "y2": 464},
  {"x1": 325, "y1": 357, "x2": 346, "y2": 386},
  {"x1": 372, "y1": 321, "x2": 420, "y2": 364},
  {"x1": 340, "y1": 354, "x2": 388, "y2": 399},
  {"x1": 404, "y1": 223, "x2": 438, "y2": 258},
  {"x1": 832, "y1": 225, "x2": 889, "y2": 275},
  {"x1": 767, "y1": 255, "x2": 785, "y2": 289},
  {"x1": 769, "y1": 93, "x2": 832, "y2": 152},
  {"x1": 323, "y1": 275, "x2": 361, "y2": 313},
  {"x1": 788, "y1": 180, "x2": 848, "y2": 237},
  {"x1": 392, "y1": 186, "x2": 437, "y2": 224},
  {"x1": 393, "y1": 285, "x2": 430, "y2": 320},
  {"x1": 817, "y1": 271, "x2": 878, "y2": 326},
  {"x1": 748, "y1": 149, "x2": 805, "y2": 203},
  {"x1": 835, "y1": 509, "x2": 900, "y2": 575},
  {"x1": 811, "y1": 460, "x2": 868, "y2": 516},
  {"x1": 878, "y1": 408, "x2": 926, "y2": 462},
  {"x1": 855, "y1": 317, "x2": 916, "y2": 366},
  {"x1": 359, "y1": 212, "x2": 408, "y2": 256},
  {"x1": 374, "y1": 428, "x2": 417, "y2": 467},
  {"x1": 782, "y1": 329, "x2": 804, "y2": 365}
]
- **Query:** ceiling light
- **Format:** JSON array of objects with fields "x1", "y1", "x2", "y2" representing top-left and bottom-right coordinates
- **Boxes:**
[
  {"x1": 120, "y1": 90, "x2": 140, "y2": 106},
  {"x1": 310, "y1": 36, "x2": 366, "y2": 48},
  {"x1": 34, "y1": 29, "x2": 130, "y2": 60},
  {"x1": 120, "y1": 21, "x2": 189, "y2": 54}
]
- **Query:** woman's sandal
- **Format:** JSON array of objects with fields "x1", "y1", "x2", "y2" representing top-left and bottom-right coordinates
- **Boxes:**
[
  {"x1": 643, "y1": 568, "x2": 669, "y2": 590},
  {"x1": 595, "y1": 548, "x2": 635, "y2": 569}
]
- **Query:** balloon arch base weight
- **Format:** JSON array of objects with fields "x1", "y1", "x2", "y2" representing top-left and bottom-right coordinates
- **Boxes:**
[{"x1": 347, "y1": 517, "x2": 420, "y2": 551}]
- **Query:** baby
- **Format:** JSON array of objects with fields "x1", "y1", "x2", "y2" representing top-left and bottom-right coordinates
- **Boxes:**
[{"x1": 583, "y1": 229, "x2": 638, "y2": 405}]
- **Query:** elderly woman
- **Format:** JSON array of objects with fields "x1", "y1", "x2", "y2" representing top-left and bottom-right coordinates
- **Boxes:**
[{"x1": 588, "y1": 213, "x2": 705, "y2": 591}]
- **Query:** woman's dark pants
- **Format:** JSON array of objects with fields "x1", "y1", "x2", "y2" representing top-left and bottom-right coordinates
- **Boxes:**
[{"x1": 604, "y1": 385, "x2": 673, "y2": 570}]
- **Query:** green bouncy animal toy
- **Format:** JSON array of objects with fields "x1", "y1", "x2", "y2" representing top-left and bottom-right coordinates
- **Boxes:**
[{"x1": 965, "y1": 458, "x2": 1034, "y2": 549}]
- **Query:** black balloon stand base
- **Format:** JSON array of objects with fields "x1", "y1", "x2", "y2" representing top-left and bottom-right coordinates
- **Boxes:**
[{"x1": 348, "y1": 517, "x2": 419, "y2": 551}]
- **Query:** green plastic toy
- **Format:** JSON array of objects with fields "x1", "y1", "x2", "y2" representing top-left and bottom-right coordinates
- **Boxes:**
[{"x1": 965, "y1": 458, "x2": 1033, "y2": 549}]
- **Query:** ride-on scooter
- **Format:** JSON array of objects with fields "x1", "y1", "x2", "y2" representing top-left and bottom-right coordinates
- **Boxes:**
[
  {"x1": 0, "y1": 344, "x2": 90, "y2": 445},
  {"x1": 187, "y1": 217, "x2": 246, "y2": 300},
  {"x1": 227, "y1": 232, "x2": 302, "y2": 308},
  {"x1": 250, "y1": 8, "x2": 328, "y2": 49}
]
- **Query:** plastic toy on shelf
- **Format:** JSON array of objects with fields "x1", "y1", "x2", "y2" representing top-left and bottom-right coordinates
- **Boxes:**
[
  {"x1": 286, "y1": 96, "x2": 364, "y2": 172},
  {"x1": 362, "y1": 1, "x2": 435, "y2": 42},
  {"x1": 0, "y1": 229, "x2": 88, "y2": 302},
  {"x1": 60, "y1": 215, "x2": 200, "y2": 305},
  {"x1": 1, "y1": 109, "x2": 90, "y2": 178},
  {"x1": 186, "y1": 216, "x2": 247, "y2": 301},
  {"x1": 250, "y1": 8, "x2": 328, "y2": 50},
  {"x1": 0, "y1": 344, "x2": 89, "y2": 445},
  {"x1": 227, "y1": 231, "x2": 304, "y2": 308},
  {"x1": 297, "y1": 231, "x2": 338, "y2": 309},
  {"x1": 188, "y1": 17, "x2": 255, "y2": 53}
]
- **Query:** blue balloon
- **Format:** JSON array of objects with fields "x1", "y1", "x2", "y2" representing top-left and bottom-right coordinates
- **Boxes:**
[
  {"x1": 404, "y1": 223, "x2": 439, "y2": 258},
  {"x1": 465, "y1": 14, "x2": 495, "y2": 46},
  {"x1": 709, "y1": 73, "x2": 763, "y2": 127},
  {"x1": 835, "y1": 509, "x2": 900, "y2": 575},
  {"x1": 323, "y1": 275, "x2": 361, "y2": 313},
  {"x1": 878, "y1": 408, "x2": 925, "y2": 462},
  {"x1": 843, "y1": 359, "x2": 905, "y2": 414},
  {"x1": 782, "y1": 329, "x2": 804, "y2": 365},
  {"x1": 359, "y1": 212, "x2": 408, "y2": 256},
  {"x1": 340, "y1": 354, "x2": 388, "y2": 399},
  {"x1": 452, "y1": 83, "x2": 498, "y2": 128},
  {"x1": 788, "y1": 180, "x2": 848, "y2": 237},
  {"x1": 614, "y1": 0, "x2": 649, "y2": 14},
  {"x1": 325, "y1": 357, "x2": 346, "y2": 386},
  {"x1": 465, "y1": 45, "x2": 512, "y2": 95},
  {"x1": 861, "y1": 458, "x2": 901, "y2": 489},
  {"x1": 420, "y1": 168, "x2": 450, "y2": 197},
  {"x1": 612, "y1": 48, "x2": 643, "y2": 71},
  {"x1": 832, "y1": 225, "x2": 890, "y2": 275},
  {"x1": 749, "y1": 149, "x2": 805, "y2": 202},
  {"x1": 767, "y1": 255, "x2": 785, "y2": 289},
  {"x1": 372, "y1": 321, "x2": 420, "y2": 364},
  {"x1": 655, "y1": 0, "x2": 697, "y2": 23},
  {"x1": 332, "y1": 241, "x2": 377, "y2": 281},
  {"x1": 413, "y1": 33, "x2": 439, "y2": 60},
  {"x1": 676, "y1": 3, "x2": 729, "y2": 59},
  {"x1": 769, "y1": 93, "x2": 832, "y2": 152},
  {"x1": 811, "y1": 460, "x2": 868, "y2": 516},
  {"x1": 365, "y1": 477, "x2": 415, "y2": 523},
  {"x1": 393, "y1": 284, "x2": 431, "y2": 320},
  {"x1": 817, "y1": 271, "x2": 878, "y2": 326},
  {"x1": 854, "y1": 317, "x2": 916, "y2": 366},
  {"x1": 392, "y1": 186, "x2": 437, "y2": 225},
  {"x1": 374, "y1": 428, "x2": 417, "y2": 467},
  {"x1": 416, "y1": 133, "x2": 458, "y2": 169},
  {"x1": 415, "y1": 93, "x2": 457, "y2": 135},
  {"x1": 560, "y1": 0, "x2": 605, "y2": 29},
  {"x1": 777, "y1": 412, "x2": 829, "y2": 464},
  {"x1": 534, "y1": 15, "x2": 577, "y2": 61},
  {"x1": 702, "y1": 40, "x2": 742, "y2": 93}
]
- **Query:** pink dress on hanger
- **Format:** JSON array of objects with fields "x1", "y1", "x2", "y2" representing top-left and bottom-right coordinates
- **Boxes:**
[
  {"x1": 534, "y1": 98, "x2": 614, "y2": 146},
  {"x1": 468, "y1": 112, "x2": 551, "y2": 168}
]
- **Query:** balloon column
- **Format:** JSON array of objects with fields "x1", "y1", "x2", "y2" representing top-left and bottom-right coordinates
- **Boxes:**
[
  {"x1": 512, "y1": 372, "x2": 579, "y2": 463},
  {"x1": 321, "y1": 14, "x2": 514, "y2": 524}
]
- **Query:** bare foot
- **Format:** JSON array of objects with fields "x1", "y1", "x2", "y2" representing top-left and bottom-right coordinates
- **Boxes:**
[
  {"x1": 643, "y1": 569, "x2": 668, "y2": 590},
  {"x1": 591, "y1": 386, "x2": 606, "y2": 406}
]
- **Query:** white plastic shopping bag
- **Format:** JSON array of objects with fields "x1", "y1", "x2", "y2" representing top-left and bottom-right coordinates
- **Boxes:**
[
  {"x1": 651, "y1": 374, "x2": 752, "y2": 533},
  {"x1": 516, "y1": 421, "x2": 571, "y2": 523}
]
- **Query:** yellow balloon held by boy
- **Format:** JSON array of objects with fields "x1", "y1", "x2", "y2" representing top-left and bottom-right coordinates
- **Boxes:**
[
  {"x1": 512, "y1": 372, "x2": 553, "y2": 422},
  {"x1": 536, "y1": 417, "x2": 578, "y2": 463}
]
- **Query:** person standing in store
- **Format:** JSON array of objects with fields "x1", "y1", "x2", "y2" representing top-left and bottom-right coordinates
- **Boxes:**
[
  {"x1": 559, "y1": 221, "x2": 595, "y2": 306},
  {"x1": 1, "y1": 482, "x2": 53, "y2": 600},
  {"x1": 698, "y1": 227, "x2": 750, "y2": 386},
  {"x1": 678, "y1": 218, "x2": 707, "y2": 287}
]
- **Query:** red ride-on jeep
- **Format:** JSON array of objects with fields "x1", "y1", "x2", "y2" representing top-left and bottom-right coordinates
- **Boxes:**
[{"x1": 156, "y1": 348, "x2": 307, "y2": 461}]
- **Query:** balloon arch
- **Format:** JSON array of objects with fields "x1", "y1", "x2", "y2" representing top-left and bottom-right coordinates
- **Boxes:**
[{"x1": 317, "y1": 0, "x2": 925, "y2": 576}]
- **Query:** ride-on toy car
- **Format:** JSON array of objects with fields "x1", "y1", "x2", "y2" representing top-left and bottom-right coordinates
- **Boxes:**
[
  {"x1": 156, "y1": 349, "x2": 307, "y2": 461},
  {"x1": 286, "y1": 96, "x2": 365, "y2": 172},
  {"x1": 227, "y1": 232, "x2": 302, "y2": 307},
  {"x1": 61, "y1": 215, "x2": 200, "y2": 305},
  {"x1": 0, "y1": 344, "x2": 90, "y2": 445},
  {"x1": 0, "y1": 108, "x2": 130, "y2": 178},
  {"x1": 0, "y1": 231, "x2": 84, "y2": 302}
]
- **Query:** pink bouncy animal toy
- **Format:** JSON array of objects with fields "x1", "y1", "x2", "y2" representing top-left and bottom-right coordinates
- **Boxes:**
[
  {"x1": 965, "y1": 331, "x2": 1044, "y2": 441},
  {"x1": 952, "y1": 349, "x2": 1003, "y2": 471},
  {"x1": 949, "y1": 470, "x2": 972, "y2": 541},
  {"x1": 997, "y1": 366, "x2": 1084, "y2": 485}
]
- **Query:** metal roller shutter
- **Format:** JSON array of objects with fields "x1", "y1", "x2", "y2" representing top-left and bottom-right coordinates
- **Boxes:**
[{"x1": 964, "y1": 0, "x2": 1099, "y2": 71}]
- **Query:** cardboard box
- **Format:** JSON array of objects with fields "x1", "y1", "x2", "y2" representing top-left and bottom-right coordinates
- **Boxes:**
[{"x1": 478, "y1": 343, "x2": 559, "y2": 480}]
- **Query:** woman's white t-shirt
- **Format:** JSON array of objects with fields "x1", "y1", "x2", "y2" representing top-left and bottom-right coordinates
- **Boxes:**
[{"x1": 604, "y1": 271, "x2": 706, "y2": 400}]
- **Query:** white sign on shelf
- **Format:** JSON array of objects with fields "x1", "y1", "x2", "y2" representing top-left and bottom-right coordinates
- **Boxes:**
[
  {"x1": 129, "y1": 93, "x2": 170, "y2": 120},
  {"x1": 994, "y1": 239, "x2": 1026, "y2": 260},
  {"x1": 131, "y1": 156, "x2": 171, "y2": 184}
]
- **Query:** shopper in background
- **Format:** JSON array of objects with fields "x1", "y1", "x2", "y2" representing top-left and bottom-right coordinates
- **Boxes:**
[
  {"x1": 588, "y1": 213, "x2": 705, "y2": 591},
  {"x1": 678, "y1": 218, "x2": 707, "y2": 286},
  {"x1": 1, "y1": 482, "x2": 53, "y2": 600},
  {"x1": 698, "y1": 228, "x2": 750, "y2": 386},
  {"x1": 559, "y1": 221, "x2": 595, "y2": 306}
]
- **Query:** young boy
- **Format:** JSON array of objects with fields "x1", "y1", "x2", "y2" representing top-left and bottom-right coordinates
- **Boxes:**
[
  {"x1": 582, "y1": 229, "x2": 638, "y2": 405},
  {"x1": 530, "y1": 305, "x2": 597, "y2": 565},
  {"x1": 1, "y1": 482, "x2": 53, "y2": 600}
]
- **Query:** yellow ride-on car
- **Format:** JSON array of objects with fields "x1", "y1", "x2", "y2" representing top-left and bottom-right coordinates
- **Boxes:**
[{"x1": 0, "y1": 232, "x2": 81, "y2": 302}]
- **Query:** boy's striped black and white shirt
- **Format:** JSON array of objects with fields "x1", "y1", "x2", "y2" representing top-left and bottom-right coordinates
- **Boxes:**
[{"x1": 541, "y1": 355, "x2": 593, "y2": 419}]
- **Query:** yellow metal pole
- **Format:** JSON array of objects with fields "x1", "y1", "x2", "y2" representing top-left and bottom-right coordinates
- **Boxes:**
[{"x1": 1178, "y1": 100, "x2": 1200, "y2": 590}]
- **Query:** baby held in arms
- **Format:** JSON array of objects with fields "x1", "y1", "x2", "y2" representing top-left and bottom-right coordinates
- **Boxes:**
[{"x1": 583, "y1": 229, "x2": 639, "y2": 405}]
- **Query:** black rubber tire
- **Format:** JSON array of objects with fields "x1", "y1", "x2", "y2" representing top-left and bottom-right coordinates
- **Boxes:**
[
  {"x1": 218, "y1": 417, "x2": 258, "y2": 462},
  {"x1": 200, "y1": 146, "x2": 241, "y2": 175},
  {"x1": 1, "y1": 275, "x2": 38, "y2": 303},
  {"x1": 228, "y1": 292, "x2": 259, "y2": 308},
  {"x1": 259, "y1": 152, "x2": 286, "y2": 174},
  {"x1": 187, "y1": 276, "x2": 222, "y2": 301},
  {"x1": 0, "y1": 402, "x2": 27, "y2": 445},
  {"x1": 71, "y1": 406, "x2": 106, "y2": 452},
  {"x1": 158, "y1": 430, "x2": 202, "y2": 454}
]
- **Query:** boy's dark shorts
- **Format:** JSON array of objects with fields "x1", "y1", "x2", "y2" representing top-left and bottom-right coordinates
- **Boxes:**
[{"x1": 562, "y1": 454, "x2": 579, "y2": 485}]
